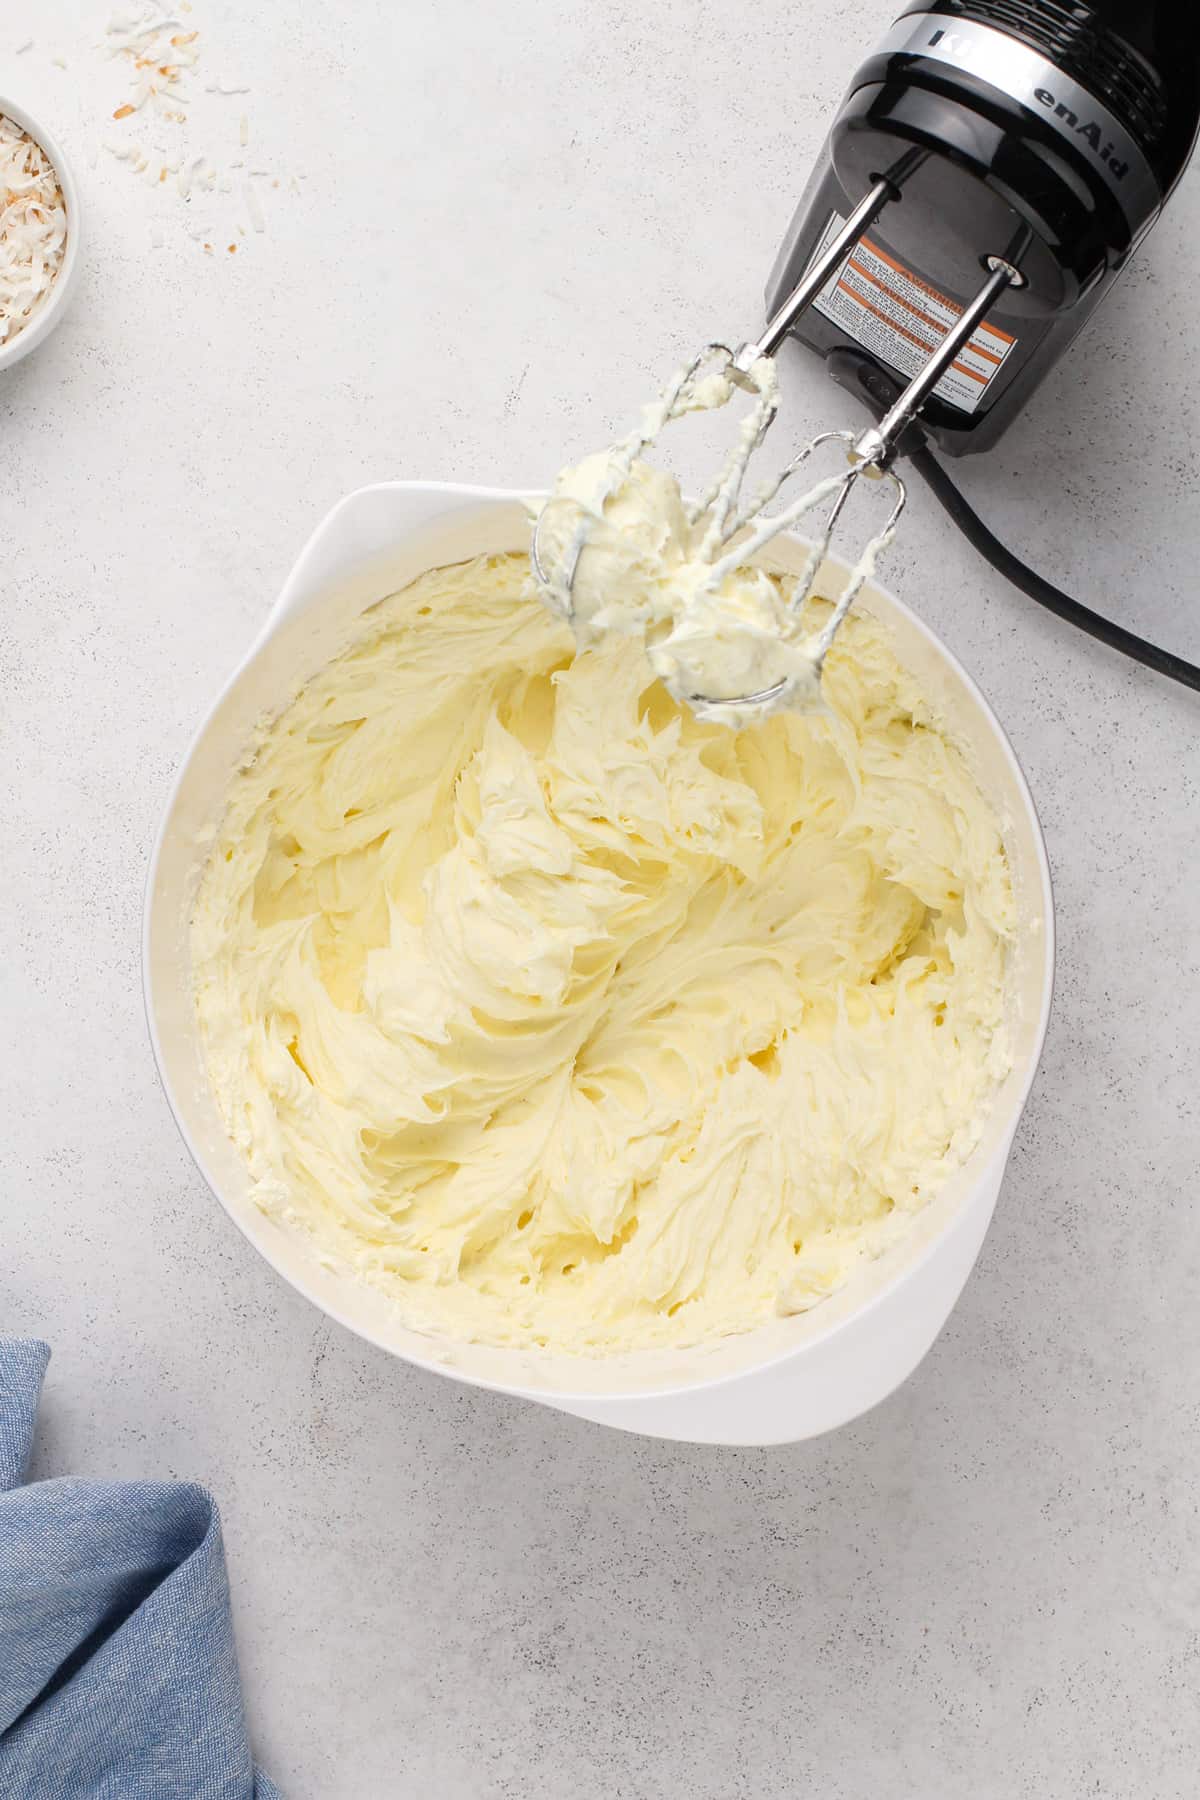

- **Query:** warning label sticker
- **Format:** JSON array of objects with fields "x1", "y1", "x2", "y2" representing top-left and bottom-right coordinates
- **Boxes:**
[{"x1": 810, "y1": 214, "x2": 1017, "y2": 415}]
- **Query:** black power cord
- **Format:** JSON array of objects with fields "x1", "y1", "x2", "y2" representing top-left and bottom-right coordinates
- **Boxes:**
[
  {"x1": 906, "y1": 442, "x2": 1200, "y2": 693},
  {"x1": 823, "y1": 347, "x2": 1200, "y2": 693}
]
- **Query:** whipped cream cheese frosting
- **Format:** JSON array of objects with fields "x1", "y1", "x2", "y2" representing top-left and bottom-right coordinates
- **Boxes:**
[
  {"x1": 532, "y1": 357, "x2": 835, "y2": 723},
  {"x1": 192, "y1": 551, "x2": 1014, "y2": 1353}
]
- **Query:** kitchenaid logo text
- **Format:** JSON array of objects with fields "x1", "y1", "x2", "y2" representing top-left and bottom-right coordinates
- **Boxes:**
[
  {"x1": 924, "y1": 26, "x2": 1130, "y2": 181},
  {"x1": 1032, "y1": 88, "x2": 1129, "y2": 179}
]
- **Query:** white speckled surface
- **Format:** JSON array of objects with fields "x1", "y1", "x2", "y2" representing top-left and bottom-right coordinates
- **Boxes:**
[{"x1": 4, "y1": 2, "x2": 1200, "y2": 1793}]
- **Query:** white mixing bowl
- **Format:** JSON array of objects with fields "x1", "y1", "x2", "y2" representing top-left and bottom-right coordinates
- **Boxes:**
[{"x1": 144, "y1": 482, "x2": 1054, "y2": 1445}]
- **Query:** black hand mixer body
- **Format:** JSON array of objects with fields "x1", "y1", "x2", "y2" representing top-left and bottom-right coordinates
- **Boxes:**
[{"x1": 766, "y1": 1, "x2": 1200, "y2": 457}]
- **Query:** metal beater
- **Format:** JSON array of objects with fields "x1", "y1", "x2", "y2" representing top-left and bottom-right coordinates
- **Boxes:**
[{"x1": 531, "y1": 177, "x2": 1022, "y2": 718}]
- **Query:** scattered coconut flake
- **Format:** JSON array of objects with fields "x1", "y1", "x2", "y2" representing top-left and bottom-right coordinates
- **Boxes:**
[
  {"x1": 51, "y1": 55, "x2": 68, "y2": 69},
  {"x1": 177, "y1": 150, "x2": 207, "y2": 198},
  {"x1": 0, "y1": 113, "x2": 68, "y2": 347},
  {"x1": 98, "y1": 3, "x2": 292, "y2": 253},
  {"x1": 106, "y1": 3, "x2": 201, "y2": 117},
  {"x1": 16, "y1": 39, "x2": 33, "y2": 55},
  {"x1": 242, "y1": 180, "x2": 264, "y2": 233}
]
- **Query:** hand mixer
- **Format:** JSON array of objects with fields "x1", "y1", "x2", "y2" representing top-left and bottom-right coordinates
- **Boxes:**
[{"x1": 533, "y1": 0, "x2": 1200, "y2": 714}]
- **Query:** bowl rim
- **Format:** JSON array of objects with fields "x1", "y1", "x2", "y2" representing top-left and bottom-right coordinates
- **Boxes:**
[
  {"x1": 0, "y1": 92, "x2": 83, "y2": 371},
  {"x1": 143, "y1": 479, "x2": 1057, "y2": 1405}
]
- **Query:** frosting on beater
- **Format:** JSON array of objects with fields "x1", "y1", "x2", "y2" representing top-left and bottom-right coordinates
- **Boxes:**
[{"x1": 531, "y1": 353, "x2": 897, "y2": 726}]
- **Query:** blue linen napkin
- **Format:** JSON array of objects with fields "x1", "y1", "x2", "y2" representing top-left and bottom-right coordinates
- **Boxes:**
[{"x1": 0, "y1": 1339, "x2": 279, "y2": 1799}]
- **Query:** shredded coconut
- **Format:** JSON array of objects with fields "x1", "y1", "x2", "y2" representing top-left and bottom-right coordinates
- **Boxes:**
[
  {"x1": 105, "y1": 5, "x2": 200, "y2": 116},
  {"x1": 242, "y1": 179, "x2": 264, "y2": 233},
  {"x1": 100, "y1": 3, "x2": 289, "y2": 248},
  {"x1": 0, "y1": 115, "x2": 68, "y2": 348}
]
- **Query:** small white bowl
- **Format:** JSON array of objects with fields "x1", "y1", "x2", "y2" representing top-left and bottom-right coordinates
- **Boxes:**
[{"x1": 0, "y1": 94, "x2": 82, "y2": 372}]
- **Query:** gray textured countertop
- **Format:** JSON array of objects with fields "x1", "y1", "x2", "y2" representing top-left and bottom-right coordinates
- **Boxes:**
[{"x1": 5, "y1": 2, "x2": 1199, "y2": 1794}]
